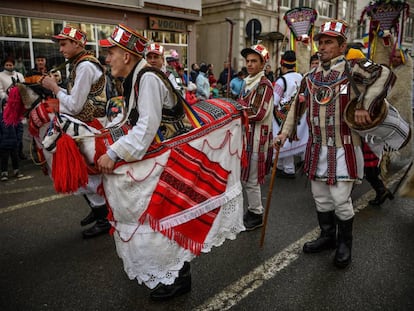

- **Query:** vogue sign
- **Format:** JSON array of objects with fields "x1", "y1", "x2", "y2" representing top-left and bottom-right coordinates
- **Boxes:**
[{"x1": 149, "y1": 16, "x2": 186, "y2": 32}]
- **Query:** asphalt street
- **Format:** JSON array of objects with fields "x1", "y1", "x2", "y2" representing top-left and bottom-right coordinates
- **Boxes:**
[{"x1": 1, "y1": 140, "x2": 414, "y2": 310}]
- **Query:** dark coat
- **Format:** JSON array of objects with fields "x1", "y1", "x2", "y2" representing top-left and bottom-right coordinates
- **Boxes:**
[{"x1": 0, "y1": 112, "x2": 20, "y2": 150}]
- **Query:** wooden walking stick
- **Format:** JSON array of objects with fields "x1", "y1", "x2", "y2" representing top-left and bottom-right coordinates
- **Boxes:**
[{"x1": 260, "y1": 142, "x2": 281, "y2": 247}]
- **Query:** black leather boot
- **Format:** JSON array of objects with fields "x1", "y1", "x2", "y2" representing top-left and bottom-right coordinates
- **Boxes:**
[
  {"x1": 81, "y1": 195, "x2": 97, "y2": 226},
  {"x1": 368, "y1": 188, "x2": 394, "y2": 206},
  {"x1": 82, "y1": 205, "x2": 111, "y2": 239},
  {"x1": 334, "y1": 217, "x2": 353, "y2": 269},
  {"x1": 150, "y1": 262, "x2": 192, "y2": 301},
  {"x1": 303, "y1": 211, "x2": 336, "y2": 253},
  {"x1": 80, "y1": 210, "x2": 97, "y2": 226},
  {"x1": 365, "y1": 166, "x2": 394, "y2": 206},
  {"x1": 243, "y1": 210, "x2": 263, "y2": 231}
]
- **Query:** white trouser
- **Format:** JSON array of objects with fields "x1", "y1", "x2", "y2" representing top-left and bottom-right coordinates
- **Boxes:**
[
  {"x1": 310, "y1": 180, "x2": 355, "y2": 221},
  {"x1": 75, "y1": 175, "x2": 106, "y2": 207},
  {"x1": 242, "y1": 157, "x2": 264, "y2": 215},
  {"x1": 277, "y1": 156, "x2": 295, "y2": 174}
]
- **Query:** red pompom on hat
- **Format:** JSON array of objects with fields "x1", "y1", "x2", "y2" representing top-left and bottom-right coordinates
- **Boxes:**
[
  {"x1": 99, "y1": 24, "x2": 149, "y2": 57},
  {"x1": 52, "y1": 26, "x2": 88, "y2": 46}
]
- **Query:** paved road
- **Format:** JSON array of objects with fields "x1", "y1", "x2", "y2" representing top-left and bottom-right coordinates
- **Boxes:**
[{"x1": 1, "y1": 153, "x2": 413, "y2": 311}]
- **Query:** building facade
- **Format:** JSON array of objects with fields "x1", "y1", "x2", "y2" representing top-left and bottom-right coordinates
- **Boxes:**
[
  {"x1": 0, "y1": 0, "x2": 201, "y2": 75},
  {"x1": 199, "y1": 0, "x2": 414, "y2": 76}
]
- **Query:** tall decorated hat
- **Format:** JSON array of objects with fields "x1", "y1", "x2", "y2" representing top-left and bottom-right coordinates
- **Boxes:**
[
  {"x1": 52, "y1": 25, "x2": 88, "y2": 46},
  {"x1": 241, "y1": 44, "x2": 270, "y2": 63},
  {"x1": 314, "y1": 19, "x2": 348, "y2": 41},
  {"x1": 99, "y1": 24, "x2": 149, "y2": 57},
  {"x1": 145, "y1": 43, "x2": 165, "y2": 56}
]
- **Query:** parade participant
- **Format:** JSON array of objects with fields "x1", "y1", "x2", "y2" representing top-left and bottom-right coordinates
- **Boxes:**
[
  {"x1": 239, "y1": 44, "x2": 274, "y2": 230},
  {"x1": 272, "y1": 50, "x2": 305, "y2": 179},
  {"x1": 97, "y1": 24, "x2": 191, "y2": 301},
  {"x1": 98, "y1": 23, "x2": 245, "y2": 302},
  {"x1": 40, "y1": 25, "x2": 110, "y2": 239},
  {"x1": 345, "y1": 48, "x2": 394, "y2": 207},
  {"x1": 165, "y1": 49, "x2": 185, "y2": 96},
  {"x1": 275, "y1": 20, "x2": 371, "y2": 268},
  {"x1": 144, "y1": 42, "x2": 182, "y2": 91}
]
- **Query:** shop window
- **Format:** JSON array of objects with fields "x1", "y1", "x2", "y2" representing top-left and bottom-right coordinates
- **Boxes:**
[
  {"x1": 0, "y1": 41, "x2": 30, "y2": 74},
  {"x1": 96, "y1": 24, "x2": 116, "y2": 40},
  {"x1": 32, "y1": 42, "x2": 65, "y2": 70},
  {"x1": 0, "y1": 16, "x2": 28, "y2": 38},
  {"x1": 31, "y1": 19, "x2": 56, "y2": 39}
]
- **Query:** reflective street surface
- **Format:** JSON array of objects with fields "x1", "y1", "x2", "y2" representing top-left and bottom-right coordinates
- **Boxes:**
[{"x1": 1, "y1": 147, "x2": 413, "y2": 311}]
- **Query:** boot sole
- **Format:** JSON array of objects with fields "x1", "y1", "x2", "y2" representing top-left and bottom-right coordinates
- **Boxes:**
[
  {"x1": 150, "y1": 279, "x2": 192, "y2": 301},
  {"x1": 334, "y1": 259, "x2": 351, "y2": 269},
  {"x1": 303, "y1": 245, "x2": 336, "y2": 254},
  {"x1": 244, "y1": 223, "x2": 263, "y2": 231}
]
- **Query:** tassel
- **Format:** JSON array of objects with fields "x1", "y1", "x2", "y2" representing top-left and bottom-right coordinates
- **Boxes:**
[
  {"x1": 52, "y1": 133, "x2": 88, "y2": 193},
  {"x1": 3, "y1": 86, "x2": 26, "y2": 126}
]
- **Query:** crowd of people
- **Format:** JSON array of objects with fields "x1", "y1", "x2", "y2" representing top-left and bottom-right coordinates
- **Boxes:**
[{"x1": 0, "y1": 17, "x2": 409, "y2": 302}]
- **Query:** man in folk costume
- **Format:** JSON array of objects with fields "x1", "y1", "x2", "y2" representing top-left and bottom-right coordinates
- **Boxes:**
[
  {"x1": 144, "y1": 43, "x2": 182, "y2": 92},
  {"x1": 41, "y1": 26, "x2": 110, "y2": 239},
  {"x1": 97, "y1": 24, "x2": 245, "y2": 301},
  {"x1": 345, "y1": 48, "x2": 394, "y2": 206},
  {"x1": 239, "y1": 44, "x2": 274, "y2": 231},
  {"x1": 272, "y1": 50, "x2": 307, "y2": 178},
  {"x1": 276, "y1": 20, "x2": 372, "y2": 268}
]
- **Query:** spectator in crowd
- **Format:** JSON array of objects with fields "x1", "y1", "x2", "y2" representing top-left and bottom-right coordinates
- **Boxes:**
[
  {"x1": 196, "y1": 63, "x2": 210, "y2": 100},
  {"x1": 189, "y1": 63, "x2": 199, "y2": 83},
  {"x1": 25, "y1": 54, "x2": 49, "y2": 84},
  {"x1": 176, "y1": 63, "x2": 188, "y2": 86},
  {"x1": 264, "y1": 64, "x2": 275, "y2": 83},
  {"x1": 185, "y1": 82, "x2": 198, "y2": 105},
  {"x1": 0, "y1": 103, "x2": 24, "y2": 181},
  {"x1": 210, "y1": 82, "x2": 219, "y2": 98},
  {"x1": 207, "y1": 63, "x2": 217, "y2": 85},
  {"x1": 15, "y1": 57, "x2": 26, "y2": 76},
  {"x1": 217, "y1": 61, "x2": 235, "y2": 90},
  {"x1": 0, "y1": 57, "x2": 25, "y2": 181},
  {"x1": 0, "y1": 57, "x2": 26, "y2": 160},
  {"x1": 229, "y1": 70, "x2": 246, "y2": 99}
]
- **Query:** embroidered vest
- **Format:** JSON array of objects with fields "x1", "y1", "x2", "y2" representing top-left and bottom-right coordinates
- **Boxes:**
[
  {"x1": 133, "y1": 66, "x2": 197, "y2": 142},
  {"x1": 303, "y1": 59, "x2": 361, "y2": 185},
  {"x1": 67, "y1": 52, "x2": 107, "y2": 122},
  {"x1": 239, "y1": 76, "x2": 274, "y2": 184}
]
